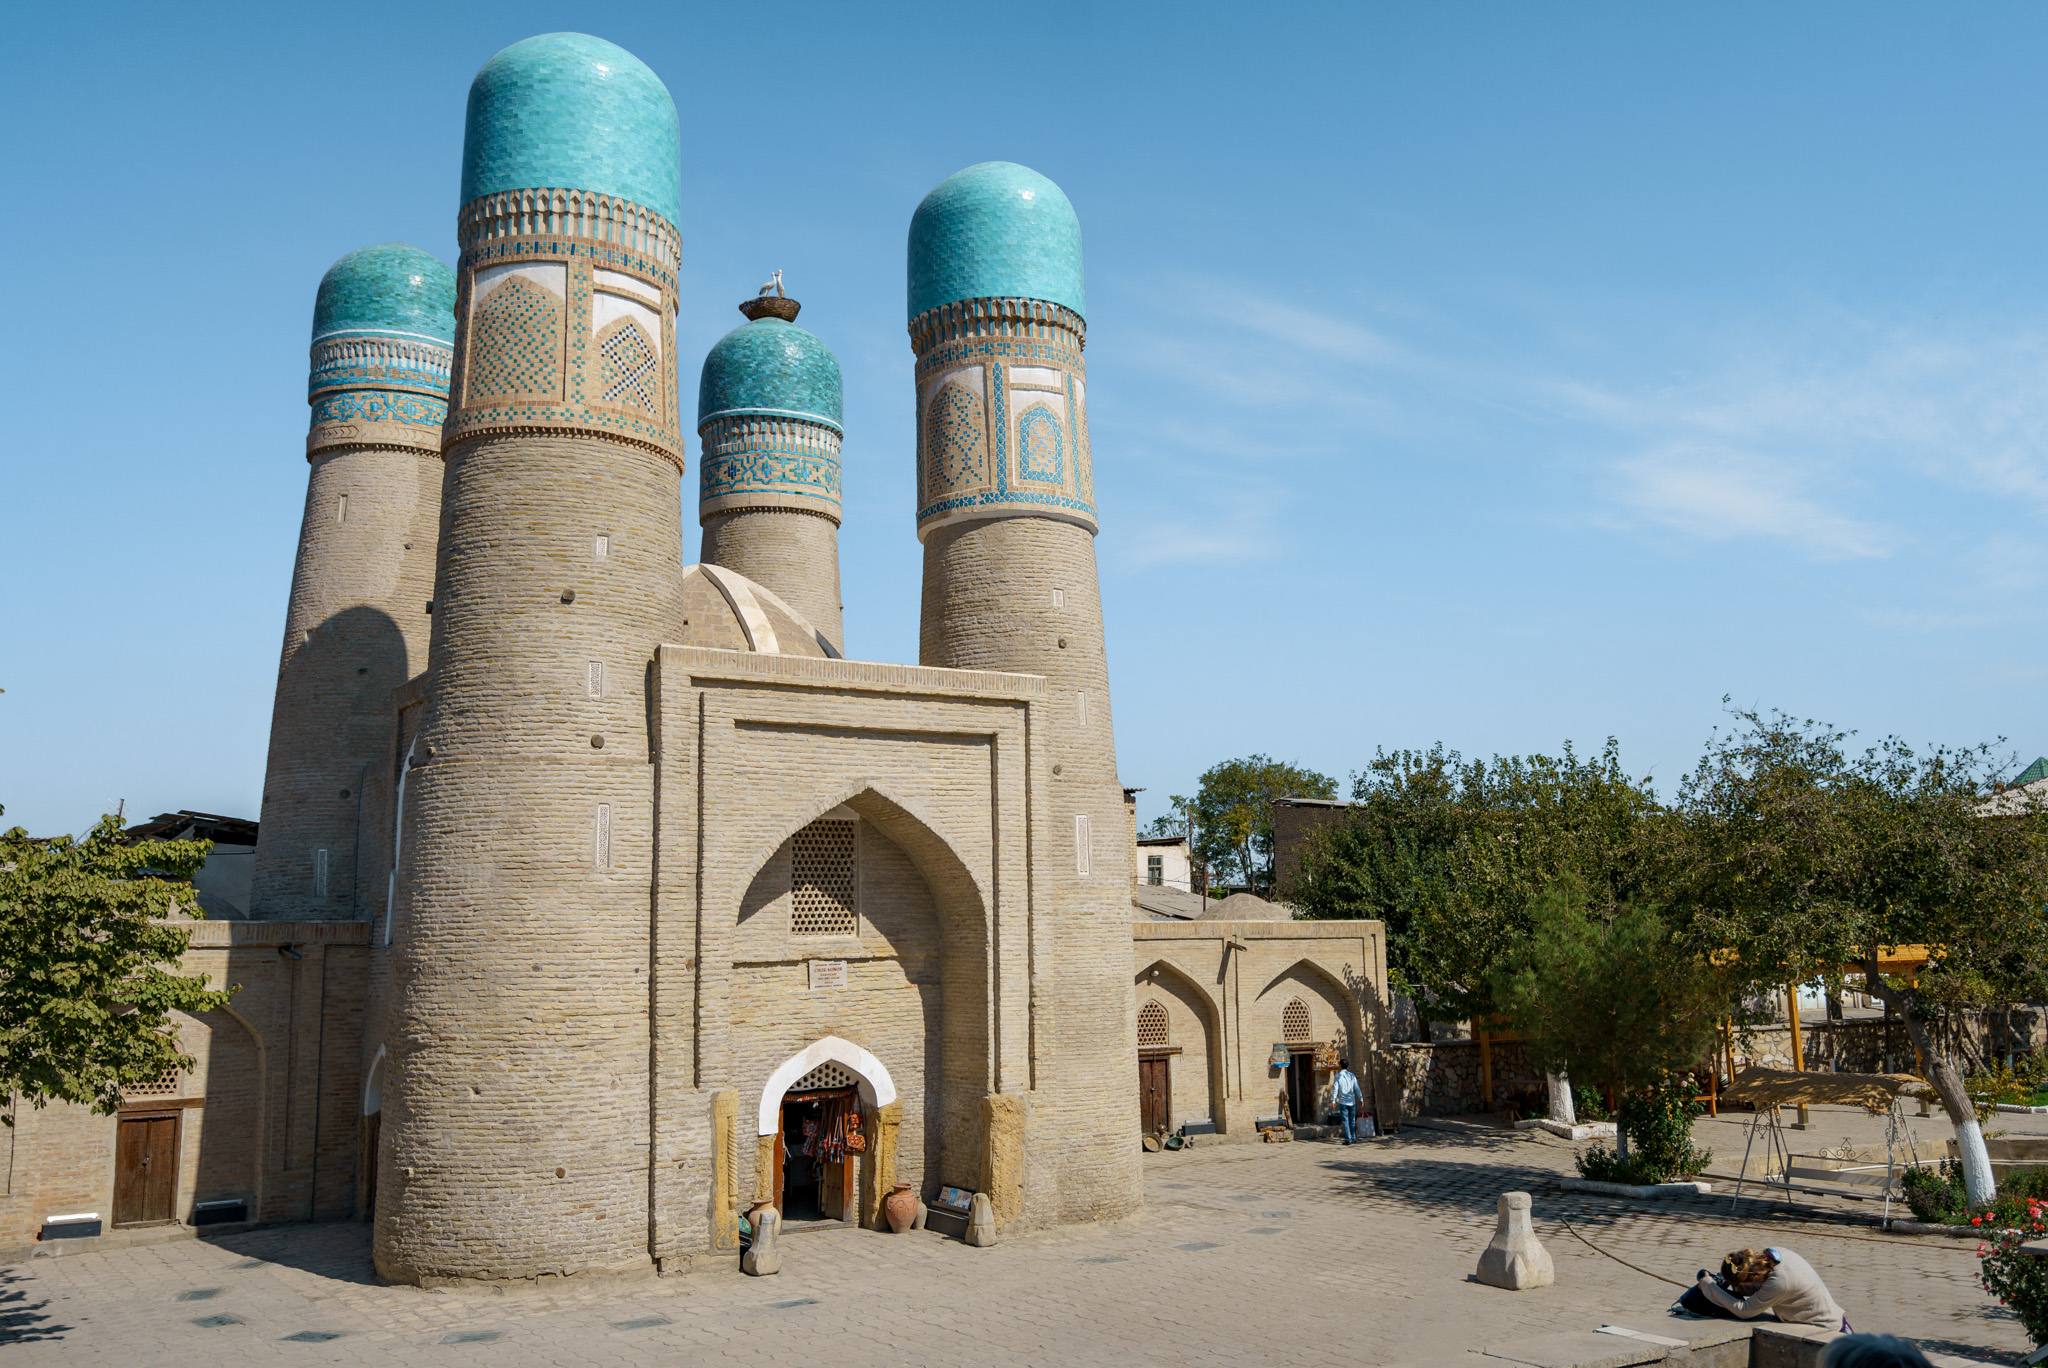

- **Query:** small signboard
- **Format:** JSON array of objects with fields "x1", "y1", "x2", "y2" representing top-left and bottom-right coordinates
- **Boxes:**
[
  {"x1": 932, "y1": 1185, "x2": 975, "y2": 1215},
  {"x1": 808, "y1": 960, "x2": 848, "y2": 991}
]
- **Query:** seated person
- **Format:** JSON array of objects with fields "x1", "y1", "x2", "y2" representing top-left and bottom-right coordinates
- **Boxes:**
[{"x1": 1696, "y1": 1247, "x2": 1849, "y2": 1332}]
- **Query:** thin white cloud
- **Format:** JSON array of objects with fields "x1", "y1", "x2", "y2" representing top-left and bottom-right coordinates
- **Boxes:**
[
  {"x1": 1608, "y1": 442, "x2": 1896, "y2": 560},
  {"x1": 1108, "y1": 274, "x2": 2048, "y2": 574}
]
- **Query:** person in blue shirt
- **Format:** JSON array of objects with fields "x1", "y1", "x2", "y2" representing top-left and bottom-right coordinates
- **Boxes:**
[{"x1": 1332, "y1": 1059, "x2": 1364, "y2": 1144}]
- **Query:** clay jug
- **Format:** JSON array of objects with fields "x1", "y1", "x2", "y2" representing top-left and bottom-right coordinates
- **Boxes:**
[{"x1": 884, "y1": 1183, "x2": 917, "y2": 1234}]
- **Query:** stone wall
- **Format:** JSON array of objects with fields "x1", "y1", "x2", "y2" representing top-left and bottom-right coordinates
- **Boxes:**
[
  {"x1": 1387, "y1": 1010, "x2": 2048, "y2": 1121},
  {"x1": 0, "y1": 920, "x2": 368, "y2": 1255}
]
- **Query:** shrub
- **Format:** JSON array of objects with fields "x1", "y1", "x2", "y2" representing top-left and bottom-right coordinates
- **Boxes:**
[
  {"x1": 1979, "y1": 1199, "x2": 2048, "y2": 1348},
  {"x1": 1902, "y1": 1161, "x2": 1965, "y2": 1224},
  {"x1": 1621, "y1": 1075, "x2": 1712, "y2": 1181},
  {"x1": 1577, "y1": 1145, "x2": 1659, "y2": 1185}
]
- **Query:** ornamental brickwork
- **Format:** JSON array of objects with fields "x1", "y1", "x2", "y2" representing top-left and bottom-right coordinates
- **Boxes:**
[{"x1": 446, "y1": 189, "x2": 682, "y2": 465}]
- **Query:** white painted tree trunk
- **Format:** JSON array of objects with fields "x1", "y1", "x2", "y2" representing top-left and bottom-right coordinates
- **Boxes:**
[
  {"x1": 1546, "y1": 1072, "x2": 1576, "y2": 1126},
  {"x1": 1955, "y1": 1117, "x2": 1996, "y2": 1209}
]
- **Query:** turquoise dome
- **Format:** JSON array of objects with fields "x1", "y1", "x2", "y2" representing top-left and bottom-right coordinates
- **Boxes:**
[
  {"x1": 310, "y1": 244, "x2": 455, "y2": 344},
  {"x1": 697, "y1": 318, "x2": 843, "y2": 433},
  {"x1": 907, "y1": 162, "x2": 1084, "y2": 321},
  {"x1": 460, "y1": 33, "x2": 682, "y2": 228}
]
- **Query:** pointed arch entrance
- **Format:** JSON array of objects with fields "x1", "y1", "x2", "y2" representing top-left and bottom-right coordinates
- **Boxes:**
[{"x1": 759, "y1": 1037, "x2": 899, "y2": 1226}]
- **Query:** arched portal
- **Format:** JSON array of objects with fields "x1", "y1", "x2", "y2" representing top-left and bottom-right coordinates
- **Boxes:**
[
  {"x1": 1134, "y1": 959, "x2": 1225, "y2": 1135},
  {"x1": 756, "y1": 1036, "x2": 900, "y2": 1228},
  {"x1": 757, "y1": 1035, "x2": 897, "y2": 1136},
  {"x1": 728, "y1": 778, "x2": 992, "y2": 1206}
]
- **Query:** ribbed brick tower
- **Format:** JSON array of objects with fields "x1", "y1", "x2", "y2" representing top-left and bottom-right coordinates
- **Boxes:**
[
  {"x1": 252, "y1": 245, "x2": 454, "y2": 921},
  {"x1": 379, "y1": 33, "x2": 684, "y2": 1284},
  {"x1": 908, "y1": 162, "x2": 1141, "y2": 1221},
  {"x1": 697, "y1": 282, "x2": 846, "y2": 652}
]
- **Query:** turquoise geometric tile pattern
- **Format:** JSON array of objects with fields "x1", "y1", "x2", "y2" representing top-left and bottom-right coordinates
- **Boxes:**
[
  {"x1": 697, "y1": 318, "x2": 843, "y2": 432},
  {"x1": 461, "y1": 33, "x2": 681, "y2": 228},
  {"x1": 908, "y1": 162, "x2": 1084, "y2": 320},
  {"x1": 310, "y1": 244, "x2": 455, "y2": 344}
]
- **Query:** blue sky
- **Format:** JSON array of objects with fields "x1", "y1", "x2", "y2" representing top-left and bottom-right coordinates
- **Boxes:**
[{"x1": 5, "y1": 3, "x2": 2047, "y2": 836}]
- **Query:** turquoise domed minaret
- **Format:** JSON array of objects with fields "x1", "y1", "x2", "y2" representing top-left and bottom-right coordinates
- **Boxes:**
[
  {"x1": 697, "y1": 279, "x2": 847, "y2": 652},
  {"x1": 908, "y1": 162, "x2": 1135, "y2": 1216},
  {"x1": 907, "y1": 161, "x2": 1084, "y2": 321},
  {"x1": 444, "y1": 31, "x2": 683, "y2": 457},
  {"x1": 907, "y1": 161, "x2": 1094, "y2": 538},
  {"x1": 307, "y1": 244, "x2": 455, "y2": 455},
  {"x1": 387, "y1": 32, "x2": 688, "y2": 1288},
  {"x1": 461, "y1": 32, "x2": 681, "y2": 228},
  {"x1": 253, "y1": 243, "x2": 454, "y2": 924}
]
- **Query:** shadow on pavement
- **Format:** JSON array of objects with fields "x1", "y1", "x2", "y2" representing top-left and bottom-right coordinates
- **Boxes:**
[
  {"x1": 0, "y1": 1266, "x2": 71, "y2": 1345},
  {"x1": 205, "y1": 1220, "x2": 381, "y2": 1286}
]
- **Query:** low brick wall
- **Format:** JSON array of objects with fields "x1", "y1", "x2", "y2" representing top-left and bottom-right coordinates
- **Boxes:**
[{"x1": 1389, "y1": 1009, "x2": 2047, "y2": 1120}]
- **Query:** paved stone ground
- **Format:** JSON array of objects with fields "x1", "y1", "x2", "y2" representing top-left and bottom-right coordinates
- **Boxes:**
[{"x1": 0, "y1": 1111, "x2": 2028, "y2": 1366}]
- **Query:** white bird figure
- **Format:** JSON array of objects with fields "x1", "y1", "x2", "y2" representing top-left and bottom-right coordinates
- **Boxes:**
[{"x1": 758, "y1": 270, "x2": 785, "y2": 298}]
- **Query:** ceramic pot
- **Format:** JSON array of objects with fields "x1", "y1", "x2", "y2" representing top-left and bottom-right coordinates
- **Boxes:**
[{"x1": 884, "y1": 1183, "x2": 917, "y2": 1234}]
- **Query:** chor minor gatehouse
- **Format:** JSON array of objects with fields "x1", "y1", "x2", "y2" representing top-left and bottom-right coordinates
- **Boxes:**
[{"x1": 0, "y1": 32, "x2": 1390, "y2": 1279}]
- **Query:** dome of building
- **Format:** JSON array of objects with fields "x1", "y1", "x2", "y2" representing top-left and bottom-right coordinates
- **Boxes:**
[
  {"x1": 697, "y1": 316, "x2": 843, "y2": 434},
  {"x1": 460, "y1": 33, "x2": 682, "y2": 228},
  {"x1": 310, "y1": 244, "x2": 455, "y2": 345},
  {"x1": 677, "y1": 563, "x2": 838, "y2": 659},
  {"x1": 907, "y1": 161, "x2": 1084, "y2": 321}
]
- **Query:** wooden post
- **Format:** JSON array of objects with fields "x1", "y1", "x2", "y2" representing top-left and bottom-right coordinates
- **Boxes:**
[
  {"x1": 1786, "y1": 982, "x2": 1809, "y2": 1129},
  {"x1": 1479, "y1": 1029, "x2": 1494, "y2": 1111},
  {"x1": 1724, "y1": 1018, "x2": 1737, "y2": 1099}
]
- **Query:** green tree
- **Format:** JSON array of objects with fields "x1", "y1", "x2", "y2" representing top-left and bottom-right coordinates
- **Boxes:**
[
  {"x1": 1661, "y1": 706, "x2": 2048, "y2": 1207},
  {"x1": 0, "y1": 807, "x2": 236, "y2": 1121},
  {"x1": 1492, "y1": 884, "x2": 1729, "y2": 1170},
  {"x1": 1294, "y1": 739, "x2": 1659, "y2": 1022},
  {"x1": 1166, "y1": 755, "x2": 1336, "y2": 896}
]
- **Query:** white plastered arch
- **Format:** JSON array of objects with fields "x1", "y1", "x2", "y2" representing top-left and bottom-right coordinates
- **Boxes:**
[
  {"x1": 363, "y1": 1043, "x2": 387, "y2": 1115},
  {"x1": 757, "y1": 1035, "x2": 897, "y2": 1136}
]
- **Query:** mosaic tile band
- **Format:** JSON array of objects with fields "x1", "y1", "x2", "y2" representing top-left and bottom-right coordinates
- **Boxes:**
[
  {"x1": 912, "y1": 299, "x2": 1094, "y2": 537},
  {"x1": 697, "y1": 413, "x2": 842, "y2": 522},
  {"x1": 307, "y1": 244, "x2": 457, "y2": 458},
  {"x1": 309, "y1": 335, "x2": 452, "y2": 403},
  {"x1": 307, "y1": 388, "x2": 448, "y2": 457},
  {"x1": 446, "y1": 191, "x2": 683, "y2": 467}
]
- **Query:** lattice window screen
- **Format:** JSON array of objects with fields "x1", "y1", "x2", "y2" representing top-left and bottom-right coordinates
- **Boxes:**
[
  {"x1": 790, "y1": 820, "x2": 858, "y2": 936},
  {"x1": 1282, "y1": 997, "x2": 1312, "y2": 1044},
  {"x1": 1137, "y1": 1001, "x2": 1169, "y2": 1048},
  {"x1": 122, "y1": 1064, "x2": 181, "y2": 1100},
  {"x1": 793, "y1": 1061, "x2": 856, "y2": 1091}
]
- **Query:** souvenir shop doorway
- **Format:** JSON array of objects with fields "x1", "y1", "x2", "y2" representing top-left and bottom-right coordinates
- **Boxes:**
[{"x1": 774, "y1": 1084, "x2": 864, "y2": 1224}]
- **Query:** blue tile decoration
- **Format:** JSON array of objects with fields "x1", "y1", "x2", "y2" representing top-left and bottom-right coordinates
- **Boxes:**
[
  {"x1": 1015, "y1": 403, "x2": 1065, "y2": 483},
  {"x1": 696, "y1": 313, "x2": 844, "y2": 517},
  {"x1": 311, "y1": 244, "x2": 456, "y2": 346},
  {"x1": 912, "y1": 323, "x2": 1097, "y2": 535},
  {"x1": 311, "y1": 389, "x2": 449, "y2": 429},
  {"x1": 697, "y1": 318, "x2": 842, "y2": 432},
  {"x1": 908, "y1": 163, "x2": 1084, "y2": 320},
  {"x1": 307, "y1": 244, "x2": 454, "y2": 457},
  {"x1": 444, "y1": 38, "x2": 684, "y2": 467},
  {"x1": 461, "y1": 34, "x2": 681, "y2": 229}
]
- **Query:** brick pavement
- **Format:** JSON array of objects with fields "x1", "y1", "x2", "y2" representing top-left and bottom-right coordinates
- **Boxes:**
[{"x1": 0, "y1": 1116, "x2": 2027, "y2": 1367}]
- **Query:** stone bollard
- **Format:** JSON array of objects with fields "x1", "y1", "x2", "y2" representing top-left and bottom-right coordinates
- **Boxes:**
[
  {"x1": 741, "y1": 1204, "x2": 782, "y2": 1276},
  {"x1": 1475, "y1": 1192, "x2": 1553, "y2": 1290},
  {"x1": 964, "y1": 1192, "x2": 998, "y2": 1247}
]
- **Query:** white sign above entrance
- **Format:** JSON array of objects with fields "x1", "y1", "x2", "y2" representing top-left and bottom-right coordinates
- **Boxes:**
[{"x1": 808, "y1": 960, "x2": 848, "y2": 991}]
